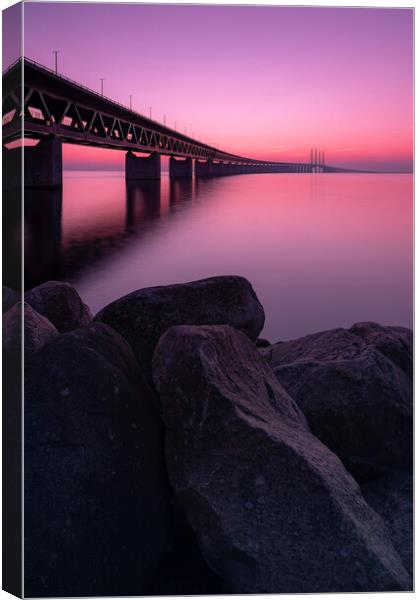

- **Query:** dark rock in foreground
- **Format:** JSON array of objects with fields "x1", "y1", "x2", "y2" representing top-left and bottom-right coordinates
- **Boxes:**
[
  {"x1": 25, "y1": 323, "x2": 172, "y2": 597},
  {"x1": 3, "y1": 285, "x2": 20, "y2": 313},
  {"x1": 261, "y1": 323, "x2": 412, "y2": 481},
  {"x1": 95, "y1": 276, "x2": 265, "y2": 379},
  {"x1": 3, "y1": 302, "x2": 59, "y2": 354},
  {"x1": 25, "y1": 280, "x2": 92, "y2": 333},
  {"x1": 362, "y1": 473, "x2": 413, "y2": 578},
  {"x1": 153, "y1": 324, "x2": 410, "y2": 593},
  {"x1": 150, "y1": 503, "x2": 226, "y2": 595},
  {"x1": 350, "y1": 321, "x2": 413, "y2": 377}
]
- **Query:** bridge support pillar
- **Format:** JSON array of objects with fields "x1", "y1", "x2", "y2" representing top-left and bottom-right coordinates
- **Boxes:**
[
  {"x1": 169, "y1": 156, "x2": 193, "y2": 178},
  {"x1": 126, "y1": 151, "x2": 161, "y2": 180},
  {"x1": 195, "y1": 159, "x2": 212, "y2": 177},
  {"x1": 19, "y1": 136, "x2": 63, "y2": 188},
  {"x1": 3, "y1": 146, "x2": 21, "y2": 190}
]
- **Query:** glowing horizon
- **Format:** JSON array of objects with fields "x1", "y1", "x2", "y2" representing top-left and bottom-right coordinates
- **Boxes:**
[{"x1": 5, "y1": 4, "x2": 413, "y2": 172}]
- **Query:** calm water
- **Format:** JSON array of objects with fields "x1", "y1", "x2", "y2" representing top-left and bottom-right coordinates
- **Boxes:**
[{"x1": 24, "y1": 171, "x2": 413, "y2": 342}]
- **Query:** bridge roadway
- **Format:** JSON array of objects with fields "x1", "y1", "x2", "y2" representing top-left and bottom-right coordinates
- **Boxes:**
[{"x1": 3, "y1": 58, "x2": 343, "y2": 188}]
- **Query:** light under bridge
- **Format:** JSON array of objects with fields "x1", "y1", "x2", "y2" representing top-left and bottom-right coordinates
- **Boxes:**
[{"x1": 3, "y1": 58, "x2": 346, "y2": 188}]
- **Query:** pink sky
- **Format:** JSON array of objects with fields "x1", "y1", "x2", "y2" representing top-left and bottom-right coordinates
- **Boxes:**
[{"x1": 6, "y1": 3, "x2": 414, "y2": 171}]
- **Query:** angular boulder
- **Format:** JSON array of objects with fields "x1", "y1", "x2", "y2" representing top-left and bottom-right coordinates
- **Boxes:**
[
  {"x1": 153, "y1": 324, "x2": 410, "y2": 593},
  {"x1": 95, "y1": 276, "x2": 264, "y2": 378},
  {"x1": 3, "y1": 285, "x2": 20, "y2": 313},
  {"x1": 261, "y1": 324, "x2": 412, "y2": 480},
  {"x1": 25, "y1": 323, "x2": 172, "y2": 597},
  {"x1": 362, "y1": 473, "x2": 413, "y2": 578},
  {"x1": 25, "y1": 280, "x2": 92, "y2": 333},
  {"x1": 3, "y1": 302, "x2": 59, "y2": 354}
]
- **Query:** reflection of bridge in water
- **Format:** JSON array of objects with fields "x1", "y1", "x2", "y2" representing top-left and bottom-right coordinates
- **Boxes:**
[
  {"x1": 3, "y1": 58, "x2": 354, "y2": 189},
  {"x1": 21, "y1": 176, "x2": 220, "y2": 289}
]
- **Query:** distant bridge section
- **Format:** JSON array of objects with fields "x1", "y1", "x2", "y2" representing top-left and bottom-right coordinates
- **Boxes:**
[{"x1": 3, "y1": 58, "x2": 347, "y2": 188}]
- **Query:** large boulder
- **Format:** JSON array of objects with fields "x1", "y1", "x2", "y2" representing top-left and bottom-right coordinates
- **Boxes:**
[
  {"x1": 3, "y1": 302, "x2": 59, "y2": 354},
  {"x1": 25, "y1": 280, "x2": 92, "y2": 333},
  {"x1": 25, "y1": 323, "x2": 172, "y2": 597},
  {"x1": 261, "y1": 323, "x2": 412, "y2": 481},
  {"x1": 150, "y1": 507, "x2": 226, "y2": 595},
  {"x1": 3, "y1": 285, "x2": 20, "y2": 313},
  {"x1": 362, "y1": 473, "x2": 413, "y2": 578},
  {"x1": 95, "y1": 276, "x2": 265, "y2": 379},
  {"x1": 349, "y1": 322, "x2": 413, "y2": 377},
  {"x1": 153, "y1": 324, "x2": 410, "y2": 593}
]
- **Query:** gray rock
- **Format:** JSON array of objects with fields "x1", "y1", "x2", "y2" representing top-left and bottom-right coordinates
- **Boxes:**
[
  {"x1": 261, "y1": 324, "x2": 412, "y2": 480},
  {"x1": 3, "y1": 302, "x2": 59, "y2": 354},
  {"x1": 3, "y1": 285, "x2": 20, "y2": 313},
  {"x1": 95, "y1": 276, "x2": 264, "y2": 378},
  {"x1": 25, "y1": 323, "x2": 172, "y2": 597},
  {"x1": 153, "y1": 324, "x2": 410, "y2": 593},
  {"x1": 25, "y1": 280, "x2": 92, "y2": 333},
  {"x1": 362, "y1": 473, "x2": 413, "y2": 579}
]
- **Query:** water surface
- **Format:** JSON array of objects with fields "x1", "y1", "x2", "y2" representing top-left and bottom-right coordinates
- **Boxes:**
[{"x1": 24, "y1": 171, "x2": 413, "y2": 341}]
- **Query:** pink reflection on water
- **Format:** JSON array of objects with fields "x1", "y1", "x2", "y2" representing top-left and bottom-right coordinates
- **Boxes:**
[
  {"x1": 62, "y1": 172, "x2": 412, "y2": 341},
  {"x1": 62, "y1": 171, "x2": 126, "y2": 243}
]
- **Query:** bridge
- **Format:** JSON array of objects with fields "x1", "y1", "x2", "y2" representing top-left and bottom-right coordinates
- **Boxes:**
[{"x1": 3, "y1": 57, "x2": 347, "y2": 188}]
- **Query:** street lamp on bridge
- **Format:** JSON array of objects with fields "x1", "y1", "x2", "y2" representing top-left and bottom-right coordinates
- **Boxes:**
[
  {"x1": 52, "y1": 50, "x2": 59, "y2": 74},
  {"x1": 100, "y1": 78, "x2": 105, "y2": 96}
]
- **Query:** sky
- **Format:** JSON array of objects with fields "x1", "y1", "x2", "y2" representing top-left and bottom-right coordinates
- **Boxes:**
[{"x1": 4, "y1": 3, "x2": 414, "y2": 171}]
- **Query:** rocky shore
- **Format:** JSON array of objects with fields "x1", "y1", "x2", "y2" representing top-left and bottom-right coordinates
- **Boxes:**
[{"x1": 3, "y1": 276, "x2": 413, "y2": 595}]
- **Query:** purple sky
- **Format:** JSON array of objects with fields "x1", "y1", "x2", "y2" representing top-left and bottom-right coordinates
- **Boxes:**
[{"x1": 4, "y1": 3, "x2": 414, "y2": 171}]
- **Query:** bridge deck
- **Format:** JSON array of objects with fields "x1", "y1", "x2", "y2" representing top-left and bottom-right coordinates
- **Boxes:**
[
  {"x1": 2, "y1": 57, "x2": 358, "y2": 175},
  {"x1": 2, "y1": 58, "x2": 296, "y2": 167}
]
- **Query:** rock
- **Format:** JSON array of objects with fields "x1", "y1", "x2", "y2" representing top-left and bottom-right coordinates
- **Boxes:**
[
  {"x1": 3, "y1": 302, "x2": 59, "y2": 354},
  {"x1": 150, "y1": 505, "x2": 226, "y2": 595},
  {"x1": 362, "y1": 473, "x2": 413, "y2": 578},
  {"x1": 349, "y1": 322, "x2": 413, "y2": 377},
  {"x1": 25, "y1": 281, "x2": 92, "y2": 333},
  {"x1": 261, "y1": 324, "x2": 412, "y2": 481},
  {"x1": 3, "y1": 285, "x2": 19, "y2": 313},
  {"x1": 25, "y1": 323, "x2": 172, "y2": 597},
  {"x1": 153, "y1": 324, "x2": 410, "y2": 593},
  {"x1": 95, "y1": 276, "x2": 264, "y2": 378}
]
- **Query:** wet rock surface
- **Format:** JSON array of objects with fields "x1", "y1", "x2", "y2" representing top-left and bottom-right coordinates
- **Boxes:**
[
  {"x1": 153, "y1": 324, "x2": 410, "y2": 593},
  {"x1": 24, "y1": 323, "x2": 172, "y2": 597},
  {"x1": 3, "y1": 302, "x2": 59, "y2": 354},
  {"x1": 25, "y1": 280, "x2": 92, "y2": 333},
  {"x1": 261, "y1": 323, "x2": 413, "y2": 480},
  {"x1": 95, "y1": 276, "x2": 265, "y2": 378}
]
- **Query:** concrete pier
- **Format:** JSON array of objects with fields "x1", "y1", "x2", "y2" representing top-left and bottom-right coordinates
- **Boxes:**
[
  {"x1": 17, "y1": 137, "x2": 63, "y2": 188},
  {"x1": 26, "y1": 137, "x2": 62, "y2": 187},
  {"x1": 169, "y1": 156, "x2": 193, "y2": 178},
  {"x1": 125, "y1": 151, "x2": 161, "y2": 180},
  {"x1": 211, "y1": 161, "x2": 231, "y2": 176},
  {"x1": 195, "y1": 159, "x2": 213, "y2": 177},
  {"x1": 3, "y1": 146, "x2": 22, "y2": 190}
]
